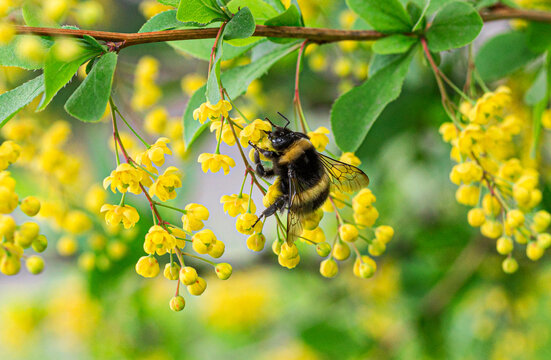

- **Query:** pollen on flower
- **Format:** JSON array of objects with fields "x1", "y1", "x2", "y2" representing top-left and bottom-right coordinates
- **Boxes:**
[{"x1": 197, "y1": 153, "x2": 236, "y2": 175}]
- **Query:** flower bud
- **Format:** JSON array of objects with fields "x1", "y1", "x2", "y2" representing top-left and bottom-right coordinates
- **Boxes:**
[
  {"x1": 20, "y1": 196, "x2": 41, "y2": 217},
  {"x1": 455, "y1": 185, "x2": 480, "y2": 206},
  {"x1": 0, "y1": 215, "x2": 16, "y2": 238},
  {"x1": 26, "y1": 255, "x2": 44, "y2": 274},
  {"x1": 135, "y1": 255, "x2": 160, "y2": 278},
  {"x1": 368, "y1": 239, "x2": 386, "y2": 256},
  {"x1": 316, "y1": 242, "x2": 331, "y2": 257},
  {"x1": 207, "y1": 240, "x2": 225, "y2": 258},
  {"x1": 187, "y1": 277, "x2": 207, "y2": 295},
  {"x1": 15, "y1": 222, "x2": 40, "y2": 248},
  {"x1": 506, "y1": 209, "x2": 524, "y2": 229},
  {"x1": 179, "y1": 266, "x2": 198, "y2": 285},
  {"x1": 32, "y1": 235, "x2": 48, "y2": 253},
  {"x1": 320, "y1": 258, "x2": 338, "y2": 278},
  {"x1": 467, "y1": 208, "x2": 485, "y2": 227},
  {"x1": 215, "y1": 263, "x2": 232, "y2": 280},
  {"x1": 339, "y1": 224, "x2": 359, "y2": 242},
  {"x1": 272, "y1": 240, "x2": 282, "y2": 255},
  {"x1": 353, "y1": 256, "x2": 377, "y2": 278},
  {"x1": 169, "y1": 296, "x2": 186, "y2": 312},
  {"x1": 526, "y1": 242, "x2": 544, "y2": 261},
  {"x1": 280, "y1": 243, "x2": 298, "y2": 260},
  {"x1": 502, "y1": 257, "x2": 518, "y2": 274},
  {"x1": 537, "y1": 233, "x2": 551, "y2": 249},
  {"x1": 57, "y1": 235, "x2": 78, "y2": 256},
  {"x1": 533, "y1": 210, "x2": 551, "y2": 232},
  {"x1": 278, "y1": 253, "x2": 300, "y2": 269},
  {"x1": 496, "y1": 237, "x2": 513, "y2": 255},
  {"x1": 0, "y1": 255, "x2": 20, "y2": 275},
  {"x1": 303, "y1": 209, "x2": 323, "y2": 230},
  {"x1": 481, "y1": 220, "x2": 502, "y2": 239},
  {"x1": 332, "y1": 242, "x2": 350, "y2": 261},
  {"x1": 375, "y1": 225, "x2": 394, "y2": 244},
  {"x1": 246, "y1": 233, "x2": 266, "y2": 252},
  {"x1": 164, "y1": 262, "x2": 181, "y2": 280}
]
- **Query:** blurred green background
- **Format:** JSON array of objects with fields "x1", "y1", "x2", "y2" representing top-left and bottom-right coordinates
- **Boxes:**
[{"x1": 2, "y1": 0, "x2": 551, "y2": 359}]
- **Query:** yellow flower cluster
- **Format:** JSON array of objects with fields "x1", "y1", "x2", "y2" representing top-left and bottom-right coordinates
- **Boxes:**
[
  {"x1": 193, "y1": 100, "x2": 232, "y2": 124},
  {"x1": 0, "y1": 140, "x2": 46, "y2": 276},
  {"x1": 440, "y1": 86, "x2": 551, "y2": 272},
  {"x1": 132, "y1": 56, "x2": 162, "y2": 111}
]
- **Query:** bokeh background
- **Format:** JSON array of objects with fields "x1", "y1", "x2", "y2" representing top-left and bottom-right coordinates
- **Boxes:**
[{"x1": 2, "y1": 0, "x2": 551, "y2": 359}]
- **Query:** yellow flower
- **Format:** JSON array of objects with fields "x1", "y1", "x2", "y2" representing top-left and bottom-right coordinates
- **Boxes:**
[
  {"x1": 197, "y1": 153, "x2": 235, "y2": 175},
  {"x1": 320, "y1": 258, "x2": 338, "y2": 278},
  {"x1": 0, "y1": 186, "x2": 18, "y2": 214},
  {"x1": 542, "y1": 109, "x2": 551, "y2": 129},
  {"x1": 193, "y1": 100, "x2": 232, "y2": 124},
  {"x1": 220, "y1": 194, "x2": 255, "y2": 217},
  {"x1": 352, "y1": 188, "x2": 376, "y2": 212},
  {"x1": 181, "y1": 73, "x2": 206, "y2": 96},
  {"x1": 339, "y1": 224, "x2": 359, "y2": 242},
  {"x1": 169, "y1": 295, "x2": 186, "y2": 312},
  {"x1": 139, "y1": 0, "x2": 172, "y2": 18},
  {"x1": 210, "y1": 117, "x2": 245, "y2": 146},
  {"x1": 301, "y1": 227, "x2": 325, "y2": 244},
  {"x1": 236, "y1": 213, "x2": 262, "y2": 235},
  {"x1": 180, "y1": 266, "x2": 198, "y2": 285},
  {"x1": 353, "y1": 256, "x2": 377, "y2": 278},
  {"x1": 215, "y1": 263, "x2": 232, "y2": 280},
  {"x1": 0, "y1": 21, "x2": 15, "y2": 45},
  {"x1": 263, "y1": 178, "x2": 283, "y2": 207},
  {"x1": 192, "y1": 228, "x2": 217, "y2": 254},
  {"x1": 103, "y1": 163, "x2": 146, "y2": 194},
  {"x1": 181, "y1": 203, "x2": 209, "y2": 232},
  {"x1": 144, "y1": 225, "x2": 177, "y2": 255},
  {"x1": 149, "y1": 166, "x2": 182, "y2": 202},
  {"x1": 144, "y1": 107, "x2": 168, "y2": 135},
  {"x1": 468, "y1": 86, "x2": 511, "y2": 124},
  {"x1": 439, "y1": 122, "x2": 458, "y2": 142},
  {"x1": 339, "y1": 152, "x2": 361, "y2": 166},
  {"x1": 239, "y1": 119, "x2": 272, "y2": 147},
  {"x1": 135, "y1": 255, "x2": 160, "y2": 278},
  {"x1": 307, "y1": 127, "x2": 330, "y2": 152},
  {"x1": 246, "y1": 233, "x2": 266, "y2": 251},
  {"x1": 135, "y1": 137, "x2": 172, "y2": 173},
  {"x1": 100, "y1": 204, "x2": 140, "y2": 229},
  {"x1": 0, "y1": 140, "x2": 21, "y2": 171}
]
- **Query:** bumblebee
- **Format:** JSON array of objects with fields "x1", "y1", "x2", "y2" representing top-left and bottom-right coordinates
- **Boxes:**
[{"x1": 249, "y1": 113, "x2": 369, "y2": 244}]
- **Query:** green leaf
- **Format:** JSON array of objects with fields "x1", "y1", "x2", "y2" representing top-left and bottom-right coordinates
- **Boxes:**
[
  {"x1": 346, "y1": 0, "x2": 411, "y2": 33},
  {"x1": 264, "y1": 4, "x2": 302, "y2": 43},
  {"x1": 331, "y1": 49, "x2": 414, "y2": 152},
  {"x1": 139, "y1": 9, "x2": 182, "y2": 32},
  {"x1": 224, "y1": 7, "x2": 256, "y2": 40},
  {"x1": 227, "y1": 0, "x2": 279, "y2": 21},
  {"x1": 158, "y1": 0, "x2": 179, "y2": 5},
  {"x1": 0, "y1": 75, "x2": 45, "y2": 127},
  {"x1": 527, "y1": 22, "x2": 551, "y2": 53},
  {"x1": 0, "y1": 36, "x2": 52, "y2": 69},
  {"x1": 183, "y1": 41, "x2": 300, "y2": 147},
  {"x1": 369, "y1": 53, "x2": 402, "y2": 76},
  {"x1": 139, "y1": 11, "x2": 261, "y2": 60},
  {"x1": 372, "y1": 34, "x2": 418, "y2": 54},
  {"x1": 65, "y1": 52, "x2": 118, "y2": 122},
  {"x1": 176, "y1": 0, "x2": 227, "y2": 25},
  {"x1": 205, "y1": 39, "x2": 224, "y2": 104},
  {"x1": 524, "y1": 65, "x2": 548, "y2": 105},
  {"x1": 39, "y1": 45, "x2": 101, "y2": 111},
  {"x1": 263, "y1": 0, "x2": 285, "y2": 12},
  {"x1": 22, "y1": 1, "x2": 59, "y2": 28},
  {"x1": 82, "y1": 35, "x2": 107, "y2": 53},
  {"x1": 425, "y1": 1, "x2": 482, "y2": 52},
  {"x1": 410, "y1": 0, "x2": 430, "y2": 31},
  {"x1": 475, "y1": 31, "x2": 540, "y2": 82}
]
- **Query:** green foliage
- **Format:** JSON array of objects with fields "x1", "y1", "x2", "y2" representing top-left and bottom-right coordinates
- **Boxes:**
[
  {"x1": 372, "y1": 34, "x2": 418, "y2": 54},
  {"x1": 140, "y1": 11, "x2": 261, "y2": 61},
  {"x1": 264, "y1": 4, "x2": 303, "y2": 43},
  {"x1": 0, "y1": 75, "x2": 44, "y2": 127},
  {"x1": 527, "y1": 22, "x2": 551, "y2": 53},
  {"x1": 475, "y1": 31, "x2": 540, "y2": 82},
  {"x1": 346, "y1": 0, "x2": 412, "y2": 33},
  {"x1": 525, "y1": 65, "x2": 548, "y2": 105},
  {"x1": 22, "y1": 1, "x2": 59, "y2": 27},
  {"x1": 65, "y1": 52, "x2": 118, "y2": 122},
  {"x1": 224, "y1": 7, "x2": 256, "y2": 40},
  {"x1": 206, "y1": 33, "x2": 224, "y2": 104},
  {"x1": 176, "y1": 0, "x2": 227, "y2": 25},
  {"x1": 183, "y1": 41, "x2": 300, "y2": 147},
  {"x1": 226, "y1": 0, "x2": 279, "y2": 22},
  {"x1": 331, "y1": 49, "x2": 414, "y2": 152},
  {"x1": 0, "y1": 36, "x2": 51, "y2": 69},
  {"x1": 425, "y1": 1, "x2": 483, "y2": 52},
  {"x1": 38, "y1": 44, "x2": 102, "y2": 111}
]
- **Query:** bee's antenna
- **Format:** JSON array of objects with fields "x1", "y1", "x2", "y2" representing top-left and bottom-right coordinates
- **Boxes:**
[
  {"x1": 277, "y1": 112, "x2": 290, "y2": 128},
  {"x1": 264, "y1": 117, "x2": 277, "y2": 128}
]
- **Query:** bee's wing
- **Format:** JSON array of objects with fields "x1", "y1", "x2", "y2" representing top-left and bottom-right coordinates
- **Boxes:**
[
  {"x1": 318, "y1": 153, "x2": 369, "y2": 193},
  {"x1": 286, "y1": 176, "x2": 304, "y2": 245}
]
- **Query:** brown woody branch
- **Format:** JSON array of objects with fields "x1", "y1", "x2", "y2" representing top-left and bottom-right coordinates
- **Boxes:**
[{"x1": 13, "y1": 6, "x2": 551, "y2": 48}]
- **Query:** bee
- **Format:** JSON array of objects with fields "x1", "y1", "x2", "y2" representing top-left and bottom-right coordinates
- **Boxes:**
[{"x1": 249, "y1": 113, "x2": 369, "y2": 244}]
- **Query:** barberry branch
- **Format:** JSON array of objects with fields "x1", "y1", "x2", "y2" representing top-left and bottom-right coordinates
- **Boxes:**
[{"x1": 13, "y1": 6, "x2": 551, "y2": 48}]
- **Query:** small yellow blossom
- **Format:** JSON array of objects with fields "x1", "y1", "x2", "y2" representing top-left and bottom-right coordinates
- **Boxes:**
[
  {"x1": 0, "y1": 140, "x2": 21, "y2": 170},
  {"x1": 136, "y1": 255, "x2": 160, "y2": 278},
  {"x1": 320, "y1": 258, "x2": 338, "y2": 278},
  {"x1": 307, "y1": 127, "x2": 330, "y2": 152},
  {"x1": 103, "y1": 163, "x2": 147, "y2": 194},
  {"x1": 236, "y1": 213, "x2": 262, "y2": 235},
  {"x1": 239, "y1": 119, "x2": 272, "y2": 147},
  {"x1": 339, "y1": 152, "x2": 361, "y2": 166},
  {"x1": 144, "y1": 107, "x2": 168, "y2": 135},
  {"x1": 210, "y1": 117, "x2": 245, "y2": 146},
  {"x1": 197, "y1": 153, "x2": 236, "y2": 175},
  {"x1": 181, "y1": 203, "x2": 209, "y2": 232},
  {"x1": 144, "y1": 225, "x2": 177, "y2": 255},
  {"x1": 220, "y1": 194, "x2": 255, "y2": 217},
  {"x1": 149, "y1": 166, "x2": 182, "y2": 202},
  {"x1": 135, "y1": 137, "x2": 172, "y2": 173},
  {"x1": 193, "y1": 100, "x2": 232, "y2": 124},
  {"x1": 100, "y1": 204, "x2": 140, "y2": 229},
  {"x1": 181, "y1": 73, "x2": 206, "y2": 96}
]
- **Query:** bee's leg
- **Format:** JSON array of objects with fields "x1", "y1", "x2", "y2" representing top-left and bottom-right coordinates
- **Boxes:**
[
  {"x1": 252, "y1": 195, "x2": 288, "y2": 227},
  {"x1": 254, "y1": 150, "x2": 275, "y2": 177},
  {"x1": 248, "y1": 141, "x2": 278, "y2": 159}
]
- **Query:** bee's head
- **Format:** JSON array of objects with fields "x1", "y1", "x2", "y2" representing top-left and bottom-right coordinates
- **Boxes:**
[{"x1": 264, "y1": 113, "x2": 307, "y2": 151}]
